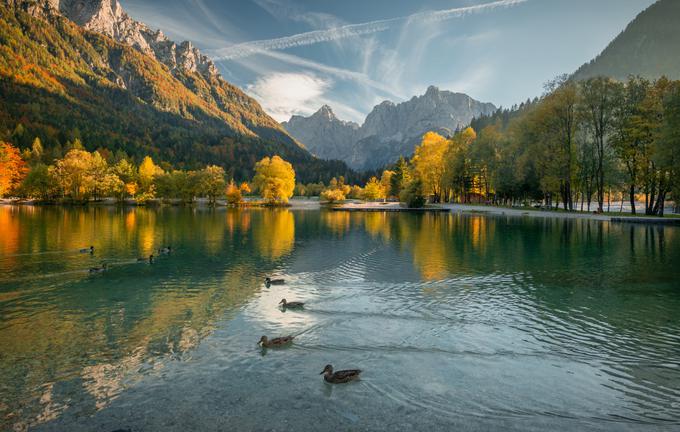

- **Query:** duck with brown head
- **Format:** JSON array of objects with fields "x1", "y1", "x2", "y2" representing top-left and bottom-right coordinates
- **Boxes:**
[
  {"x1": 320, "y1": 364, "x2": 362, "y2": 384},
  {"x1": 257, "y1": 335, "x2": 294, "y2": 348}
]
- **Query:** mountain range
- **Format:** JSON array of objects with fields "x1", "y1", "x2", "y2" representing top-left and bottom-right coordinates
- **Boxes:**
[
  {"x1": 0, "y1": 0, "x2": 353, "y2": 181},
  {"x1": 282, "y1": 86, "x2": 496, "y2": 170},
  {"x1": 573, "y1": 0, "x2": 680, "y2": 81}
]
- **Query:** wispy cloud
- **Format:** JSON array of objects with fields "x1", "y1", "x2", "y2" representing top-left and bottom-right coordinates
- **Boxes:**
[
  {"x1": 213, "y1": 0, "x2": 527, "y2": 60},
  {"x1": 246, "y1": 72, "x2": 332, "y2": 122}
]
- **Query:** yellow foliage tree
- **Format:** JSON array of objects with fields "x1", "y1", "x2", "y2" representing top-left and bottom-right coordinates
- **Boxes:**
[
  {"x1": 225, "y1": 180, "x2": 242, "y2": 205},
  {"x1": 412, "y1": 131, "x2": 450, "y2": 202},
  {"x1": 138, "y1": 156, "x2": 164, "y2": 192},
  {"x1": 252, "y1": 156, "x2": 296, "y2": 204},
  {"x1": 50, "y1": 149, "x2": 95, "y2": 200},
  {"x1": 361, "y1": 176, "x2": 385, "y2": 200},
  {"x1": 0, "y1": 142, "x2": 28, "y2": 197}
]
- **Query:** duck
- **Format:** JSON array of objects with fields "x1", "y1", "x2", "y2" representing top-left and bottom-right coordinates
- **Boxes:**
[
  {"x1": 320, "y1": 364, "x2": 362, "y2": 384},
  {"x1": 158, "y1": 246, "x2": 172, "y2": 255},
  {"x1": 265, "y1": 277, "x2": 285, "y2": 286},
  {"x1": 137, "y1": 254, "x2": 154, "y2": 264},
  {"x1": 80, "y1": 245, "x2": 94, "y2": 254},
  {"x1": 257, "y1": 335, "x2": 294, "y2": 348},
  {"x1": 89, "y1": 263, "x2": 108, "y2": 274},
  {"x1": 279, "y1": 298, "x2": 304, "y2": 309}
]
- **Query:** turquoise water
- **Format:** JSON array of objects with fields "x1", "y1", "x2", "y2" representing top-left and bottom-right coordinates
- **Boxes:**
[{"x1": 1, "y1": 206, "x2": 679, "y2": 431}]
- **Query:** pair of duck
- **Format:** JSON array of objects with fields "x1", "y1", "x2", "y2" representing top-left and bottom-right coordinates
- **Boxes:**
[
  {"x1": 257, "y1": 336, "x2": 361, "y2": 384},
  {"x1": 137, "y1": 246, "x2": 171, "y2": 264}
]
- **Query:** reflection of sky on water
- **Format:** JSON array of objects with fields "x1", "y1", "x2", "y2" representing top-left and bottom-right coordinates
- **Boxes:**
[{"x1": 0, "y1": 207, "x2": 679, "y2": 430}]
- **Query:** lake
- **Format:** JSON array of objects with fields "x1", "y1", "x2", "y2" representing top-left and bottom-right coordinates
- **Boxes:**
[{"x1": 1, "y1": 205, "x2": 679, "y2": 431}]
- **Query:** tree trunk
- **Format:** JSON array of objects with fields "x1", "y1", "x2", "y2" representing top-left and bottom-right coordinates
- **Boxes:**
[{"x1": 629, "y1": 184, "x2": 636, "y2": 215}]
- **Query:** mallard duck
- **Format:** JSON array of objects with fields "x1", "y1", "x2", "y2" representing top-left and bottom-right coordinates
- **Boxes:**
[
  {"x1": 80, "y1": 246, "x2": 94, "y2": 254},
  {"x1": 279, "y1": 298, "x2": 304, "y2": 309},
  {"x1": 137, "y1": 254, "x2": 154, "y2": 264},
  {"x1": 320, "y1": 365, "x2": 362, "y2": 384},
  {"x1": 158, "y1": 246, "x2": 172, "y2": 255},
  {"x1": 257, "y1": 335, "x2": 294, "y2": 348},
  {"x1": 89, "y1": 263, "x2": 108, "y2": 274},
  {"x1": 265, "y1": 277, "x2": 285, "y2": 286}
]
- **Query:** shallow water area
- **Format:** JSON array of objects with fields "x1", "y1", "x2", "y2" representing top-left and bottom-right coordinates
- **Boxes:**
[{"x1": 1, "y1": 205, "x2": 679, "y2": 431}]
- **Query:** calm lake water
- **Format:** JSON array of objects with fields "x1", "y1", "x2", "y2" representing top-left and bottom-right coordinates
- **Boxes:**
[{"x1": 1, "y1": 205, "x2": 679, "y2": 431}]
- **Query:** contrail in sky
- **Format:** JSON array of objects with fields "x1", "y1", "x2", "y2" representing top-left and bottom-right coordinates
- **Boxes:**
[{"x1": 213, "y1": 0, "x2": 527, "y2": 60}]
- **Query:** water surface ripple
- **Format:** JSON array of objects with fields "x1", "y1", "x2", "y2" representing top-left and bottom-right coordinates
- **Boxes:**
[{"x1": 0, "y1": 207, "x2": 679, "y2": 431}]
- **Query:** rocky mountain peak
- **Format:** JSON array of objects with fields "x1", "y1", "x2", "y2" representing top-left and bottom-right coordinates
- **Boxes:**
[
  {"x1": 21, "y1": 0, "x2": 220, "y2": 80},
  {"x1": 315, "y1": 104, "x2": 336, "y2": 119},
  {"x1": 282, "y1": 87, "x2": 497, "y2": 170}
]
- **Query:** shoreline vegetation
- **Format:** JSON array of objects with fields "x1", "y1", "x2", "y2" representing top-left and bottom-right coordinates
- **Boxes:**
[{"x1": 2, "y1": 76, "x2": 679, "y2": 218}]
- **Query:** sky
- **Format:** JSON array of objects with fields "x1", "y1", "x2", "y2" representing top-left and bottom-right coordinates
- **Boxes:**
[{"x1": 120, "y1": 0, "x2": 656, "y2": 123}]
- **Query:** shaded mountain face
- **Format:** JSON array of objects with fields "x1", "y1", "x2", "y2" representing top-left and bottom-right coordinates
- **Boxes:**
[
  {"x1": 573, "y1": 0, "x2": 680, "y2": 81},
  {"x1": 0, "y1": 0, "x2": 353, "y2": 181},
  {"x1": 282, "y1": 105, "x2": 360, "y2": 162},
  {"x1": 282, "y1": 86, "x2": 496, "y2": 170}
]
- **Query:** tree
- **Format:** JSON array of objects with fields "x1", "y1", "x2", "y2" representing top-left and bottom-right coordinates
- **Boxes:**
[
  {"x1": 30, "y1": 137, "x2": 44, "y2": 165},
  {"x1": 50, "y1": 149, "x2": 95, "y2": 200},
  {"x1": 443, "y1": 127, "x2": 476, "y2": 203},
  {"x1": 400, "y1": 179, "x2": 426, "y2": 208},
  {"x1": 0, "y1": 141, "x2": 28, "y2": 197},
  {"x1": 540, "y1": 76, "x2": 579, "y2": 210},
  {"x1": 252, "y1": 156, "x2": 296, "y2": 204},
  {"x1": 225, "y1": 180, "x2": 242, "y2": 205},
  {"x1": 361, "y1": 177, "x2": 385, "y2": 200},
  {"x1": 612, "y1": 76, "x2": 650, "y2": 214},
  {"x1": 138, "y1": 156, "x2": 164, "y2": 193},
  {"x1": 321, "y1": 188, "x2": 346, "y2": 203},
  {"x1": 198, "y1": 165, "x2": 226, "y2": 205},
  {"x1": 21, "y1": 163, "x2": 54, "y2": 200},
  {"x1": 390, "y1": 156, "x2": 411, "y2": 198},
  {"x1": 579, "y1": 77, "x2": 623, "y2": 212},
  {"x1": 380, "y1": 170, "x2": 394, "y2": 200},
  {"x1": 412, "y1": 132, "x2": 449, "y2": 202}
]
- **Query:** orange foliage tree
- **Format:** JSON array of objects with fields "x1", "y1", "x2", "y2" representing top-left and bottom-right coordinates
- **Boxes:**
[{"x1": 0, "y1": 142, "x2": 28, "y2": 197}]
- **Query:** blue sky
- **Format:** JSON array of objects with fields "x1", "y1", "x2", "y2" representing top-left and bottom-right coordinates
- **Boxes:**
[{"x1": 121, "y1": 0, "x2": 656, "y2": 123}]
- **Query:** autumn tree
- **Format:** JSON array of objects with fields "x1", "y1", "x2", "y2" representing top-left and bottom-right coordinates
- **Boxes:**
[
  {"x1": 444, "y1": 127, "x2": 476, "y2": 203},
  {"x1": 138, "y1": 156, "x2": 164, "y2": 194},
  {"x1": 380, "y1": 170, "x2": 394, "y2": 200},
  {"x1": 412, "y1": 132, "x2": 449, "y2": 202},
  {"x1": 389, "y1": 156, "x2": 411, "y2": 198},
  {"x1": 50, "y1": 149, "x2": 95, "y2": 200},
  {"x1": 0, "y1": 141, "x2": 28, "y2": 197},
  {"x1": 22, "y1": 163, "x2": 54, "y2": 200},
  {"x1": 579, "y1": 77, "x2": 623, "y2": 212},
  {"x1": 361, "y1": 177, "x2": 385, "y2": 200},
  {"x1": 198, "y1": 165, "x2": 226, "y2": 205},
  {"x1": 252, "y1": 156, "x2": 296, "y2": 204},
  {"x1": 225, "y1": 180, "x2": 242, "y2": 205}
]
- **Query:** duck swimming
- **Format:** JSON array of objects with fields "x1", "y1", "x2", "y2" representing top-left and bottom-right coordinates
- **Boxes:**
[
  {"x1": 279, "y1": 299, "x2": 304, "y2": 309},
  {"x1": 158, "y1": 246, "x2": 172, "y2": 255},
  {"x1": 80, "y1": 246, "x2": 94, "y2": 254},
  {"x1": 320, "y1": 364, "x2": 362, "y2": 384},
  {"x1": 137, "y1": 254, "x2": 154, "y2": 264},
  {"x1": 89, "y1": 263, "x2": 108, "y2": 274},
  {"x1": 265, "y1": 277, "x2": 285, "y2": 286},
  {"x1": 257, "y1": 335, "x2": 294, "y2": 348}
]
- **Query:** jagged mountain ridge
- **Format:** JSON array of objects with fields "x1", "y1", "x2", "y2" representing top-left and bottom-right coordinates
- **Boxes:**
[
  {"x1": 573, "y1": 0, "x2": 680, "y2": 81},
  {"x1": 282, "y1": 86, "x2": 496, "y2": 170},
  {"x1": 0, "y1": 0, "x2": 355, "y2": 181},
  {"x1": 283, "y1": 105, "x2": 360, "y2": 162}
]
